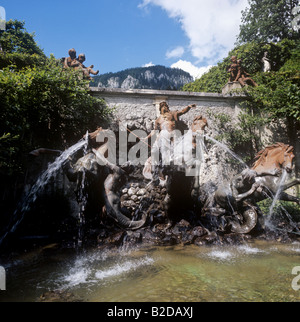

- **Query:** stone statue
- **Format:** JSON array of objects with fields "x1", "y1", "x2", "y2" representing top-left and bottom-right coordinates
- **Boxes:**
[
  {"x1": 144, "y1": 101, "x2": 196, "y2": 136},
  {"x1": 262, "y1": 52, "x2": 271, "y2": 72},
  {"x1": 226, "y1": 56, "x2": 257, "y2": 87},
  {"x1": 62, "y1": 130, "x2": 147, "y2": 231},
  {"x1": 191, "y1": 115, "x2": 208, "y2": 133},
  {"x1": 63, "y1": 48, "x2": 99, "y2": 80},
  {"x1": 76, "y1": 53, "x2": 99, "y2": 80},
  {"x1": 142, "y1": 101, "x2": 196, "y2": 181},
  {"x1": 63, "y1": 48, "x2": 78, "y2": 69},
  {"x1": 227, "y1": 56, "x2": 239, "y2": 83},
  {"x1": 223, "y1": 56, "x2": 258, "y2": 94},
  {"x1": 236, "y1": 59, "x2": 258, "y2": 87},
  {"x1": 203, "y1": 143, "x2": 300, "y2": 234}
]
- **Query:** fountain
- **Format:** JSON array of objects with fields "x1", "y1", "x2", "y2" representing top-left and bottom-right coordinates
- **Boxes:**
[
  {"x1": 266, "y1": 170, "x2": 288, "y2": 229},
  {"x1": 0, "y1": 90, "x2": 298, "y2": 254},
  {"x1": 0, "y1": 100, "x2": 299, "y2": 304},
  {"x1": 0, "y1": 137, "x2": 88, "y2": 247},
  {"x1": 1, "y1": 35, "x2": 300, "y2": 301}
]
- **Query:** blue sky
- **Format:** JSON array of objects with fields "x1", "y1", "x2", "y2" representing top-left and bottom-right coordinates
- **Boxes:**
[{"x1": 1, "y1": 0, "x2": 249, "y2": 78}]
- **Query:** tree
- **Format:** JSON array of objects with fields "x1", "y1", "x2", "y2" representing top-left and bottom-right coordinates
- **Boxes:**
[
  {"x1": 0, "y1": 20, "x2": 47, "y2": 70},
  {"x1": 0, "y1": 19, "x2": 44, "y2": 55},
  {"x1": 0, "y1": 20, "x2": 111, "y2": 176},
  {"x1": 242, "y1": 40, "x2": 300, "y2": 173},
  {"x1": 0, "y1": 56, "x2": 110, "y2": 175},
  {"x1": 183, "y1": 40, "x2": 295, "y2": 93},
  {"x1": 237, "y1": 0, "x2": 299, "y2": 44},
  {"x1": 183, "y1": 38, "x2": 299, "y2": 169}
]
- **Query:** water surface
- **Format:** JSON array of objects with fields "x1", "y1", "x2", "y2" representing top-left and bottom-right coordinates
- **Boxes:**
[{"x1": 1, "y1": 240, "x2": 300, "y2": 302}]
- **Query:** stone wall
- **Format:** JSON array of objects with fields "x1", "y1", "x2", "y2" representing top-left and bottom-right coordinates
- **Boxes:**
[
  {"x1": 90, "y1": 87, "x2": 299, "y2": 182},
  {"x1": 90, "y1": 87, "x2": 244, "y2": 134},
  {"x1": 90, "y1": 87, "x2": 249, "y2": 188}
]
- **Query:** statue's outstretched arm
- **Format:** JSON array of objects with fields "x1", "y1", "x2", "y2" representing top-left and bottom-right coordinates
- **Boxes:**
[{"x1": 177, "y1": 104, "x2": 196, "y2": 117}]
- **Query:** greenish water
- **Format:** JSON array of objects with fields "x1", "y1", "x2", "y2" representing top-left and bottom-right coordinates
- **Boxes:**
[{"x1": 1, "y1": 240, "x2": 300, "y2": 302}]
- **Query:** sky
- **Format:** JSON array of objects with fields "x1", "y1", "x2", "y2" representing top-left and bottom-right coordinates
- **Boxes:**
[{"x1": 0, "y1": 0, "x2": 249, "y2": 79}]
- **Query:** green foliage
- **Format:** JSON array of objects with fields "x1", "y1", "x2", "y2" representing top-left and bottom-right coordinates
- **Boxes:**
[
  {"x1": 0, "y1": 20, "x2": 111, "y2": 176},
  {"x1": 245, "y1": 73, "x2": 300, "y2": 121},
  {"x1": 183, "y1": 42, "x2": 266, "y2": 93},
  {"x1": 237, "y1": 0, "x2": 299, "y2": 44},
  {"x1": 237, "y1": 40, "x2": 299, "y2": 170},
  {"x1": 0, "y1": 57, "x2": 110, "y2": 175},
  {"x1": 258, "y1": 196, "x2": 300, "y2": 222},
  {"x1": 0, "y1": 19, "x2": 45, "y2": 56},
  {"x1": 0, "y1": 20, "x2": 47, "y2": 69},
  {"x1": 279, "y1": 40, "x2": 300, "y2": 75},
  {"x1": 183, "y1": 65, "x2": 227, "y2": 93},
  {"x1": 183, "y1": 38, "x2": 299, "y2": 155},
  {"x1": 242, "y1": 41, "x2": 300, "y2": 122},
  {"x1": 0, "y1": 52, "x2": 47, "y2": 69},
  {"x1": 183, "y1": 39, "x2": 298, "y2": 93},
  {"x1": 0, "y1": 133, "x2": 20, "y2": 173},
  {"x1": 206, "y1": 108, "x2": 268, "y2": 163}
]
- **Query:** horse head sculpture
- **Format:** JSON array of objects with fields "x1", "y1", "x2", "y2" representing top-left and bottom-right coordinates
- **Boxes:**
[
  {"x1": 252, "y1": 143, "x2": 295, "y2": 175},
  {"x1": 206, "y1": 143, "x2": 299, "y2": 234},
  {"x1": 250, "y1": 143, "x2": 299, "y2": 205}
]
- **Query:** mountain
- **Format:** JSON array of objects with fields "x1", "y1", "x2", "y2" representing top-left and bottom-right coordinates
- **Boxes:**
[{"x1": 90, "y1": 65, "x2": 193, "y2": 90}]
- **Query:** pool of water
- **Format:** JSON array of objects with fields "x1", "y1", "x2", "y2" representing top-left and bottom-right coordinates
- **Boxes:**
[{"x1": 1, "y1": 240, "x2": 300, "y2": 302}]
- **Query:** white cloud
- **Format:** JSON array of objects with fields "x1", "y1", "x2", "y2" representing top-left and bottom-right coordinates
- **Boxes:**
[
  {"x1": 139, "y1": 0, "x2": 248, "y2": 65},
  {"x1": 171, "y1": 60, "x2": 212, "y2": 79},
  {"x1": 142, "y1": 62, "x2": 155, "y2": 67},
  {"x1": 166, "y1": 46, "x2": 185, "y2": 59}
]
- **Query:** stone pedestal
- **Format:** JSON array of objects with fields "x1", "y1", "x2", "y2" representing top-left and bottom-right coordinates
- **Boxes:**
[{"x1": 222, "y1": 82, "x2": 242, "y2": 95}]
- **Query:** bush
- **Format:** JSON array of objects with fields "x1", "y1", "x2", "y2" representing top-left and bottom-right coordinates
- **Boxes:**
[
  {"x1": 183, "y1": 39, "x2": 298, "y2": 93},
  {"x1": 0, "y1": 56, "x2": 111, "y2": 175}
]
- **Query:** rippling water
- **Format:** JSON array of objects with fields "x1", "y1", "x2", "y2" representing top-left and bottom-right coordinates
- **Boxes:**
[{"x1": 1, "y1": 240, "x2": 300, "y2": 302}]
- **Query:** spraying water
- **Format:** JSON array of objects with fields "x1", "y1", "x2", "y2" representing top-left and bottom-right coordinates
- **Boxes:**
[
  {"x1": 203, "y1": 134, "x2": 248, "y2": 168},
  {"x1": 170, "y1": 130, "x2": 206, "y2": 167},
  {"x1": 268, "y1": 170, "x2": 288, "y2": 218},
  {"x1": 266, "y1": 169, "x2": 300, "y2": 234},
  {"x1": 76, "y1": 132, "x2": 89, "y2": 247},
  {"x1": 264, "y1": 170, "x2": 287, "y2": 231},
  {"x1": 0, "y1": 137, "x2": 88, "y2": 246}
]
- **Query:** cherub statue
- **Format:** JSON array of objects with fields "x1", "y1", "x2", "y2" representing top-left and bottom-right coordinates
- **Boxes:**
[
  {"x1": 76, "y1": 53, "x2": 99, "y2": 80},
  {"x1": 227, "y1": 56, "x2": 239, "y2": 82},
  {"x1": 227, "y1": 56, "x2": 258, "y2": 87},
  {"x1": 236, "y1": 59, "x2": 258, "y2": 87},
  {"x1": 63, "y1": 48, "x2": 78, "y2": 69},
  {"x1": 63, "y1": 49, "x2": 99, "y2": 80}
]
